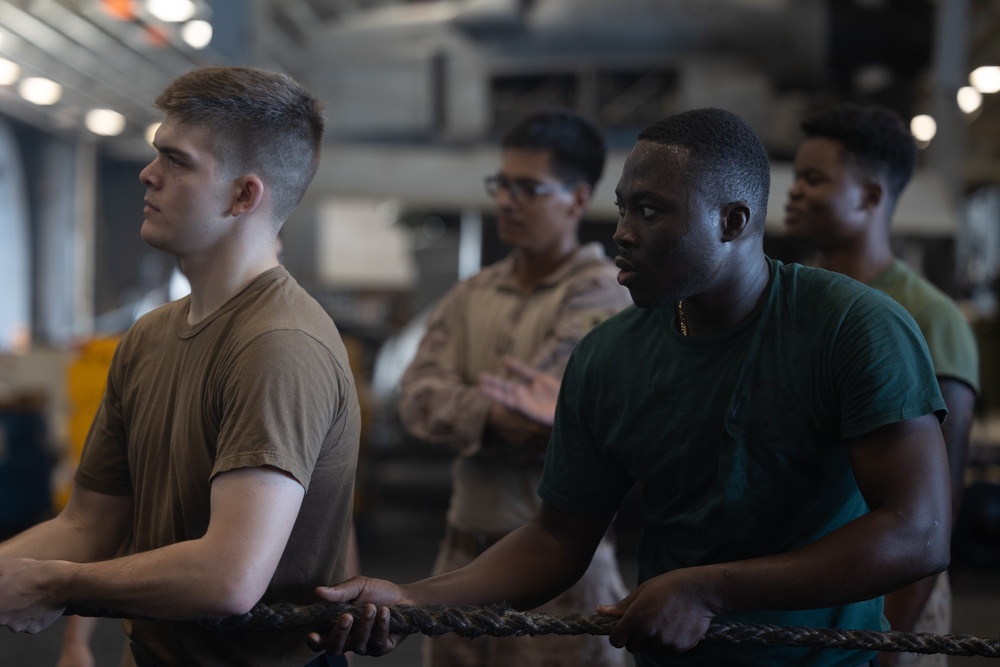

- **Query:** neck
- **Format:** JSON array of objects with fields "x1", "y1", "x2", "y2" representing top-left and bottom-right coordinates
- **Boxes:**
[
  {"x1": 180, "y1": 241, "x2": 279, "y2": 324},
  {"x1": 680, "y1": 255, "x2": 771, "y2": 338},
  {"x1": 814, "y1": 230, "x2": 894, "y2": 284},
  {"x1": 513, "y1": 237, "x2": 580, "y2": 291}
]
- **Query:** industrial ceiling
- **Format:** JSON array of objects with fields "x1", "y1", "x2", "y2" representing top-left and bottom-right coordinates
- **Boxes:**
[{"x1": 0, "y1": 0, "x2": 995, "y2": 192}]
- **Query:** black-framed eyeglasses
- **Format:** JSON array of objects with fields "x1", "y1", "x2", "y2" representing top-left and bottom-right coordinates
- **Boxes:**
[{"x1": 484, "y1": 174, "x2": 568, "y2": 201}]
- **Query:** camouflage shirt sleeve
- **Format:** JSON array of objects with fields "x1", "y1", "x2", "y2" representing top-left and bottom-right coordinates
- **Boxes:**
[
  {"x1": 399, "y1": 279, "x2": 493, "y2": 455},
  {"x1": 528, "y1": 261, "x2": 633, "y2": 377}
]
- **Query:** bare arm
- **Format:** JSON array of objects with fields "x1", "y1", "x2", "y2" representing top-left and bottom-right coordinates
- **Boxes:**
[
  {"x1": 597, "y1": 414, "x2": 951, "y2": 653},
  {"x1": 879, "y1": 378, "x2": 974, "y2": 663},
  {"x1": 0, "y1": 486, "x2": 132, "y2": 564},
  {"x1": 938, "y1": 378, "x2": 976, "y2": 516},
  {"x1": 309, "y1": 502, "x2": 614, "y2": 656},
  {"x1": 0, "y1": 466, "x2": 304, "y2": 632}
]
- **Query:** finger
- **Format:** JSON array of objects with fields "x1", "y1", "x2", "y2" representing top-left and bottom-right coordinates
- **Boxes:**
[
  {"x1": 346, "y1": 604, "x2": 378, "y2": 654},
  {"x1": 606, "y1": 614, "x2": 631, "y2": 649},
  {"x1": 314, "y1": 577, "x2": 367, "y2": 602},
  {"x1": 367, "y1": 606, "x2": 393, "y2": 656},
  {"x1": 595, "y1": 603, "x2": 625, "y2": 618},
  {"x1": 502, "y1": 357, "x2": 538, "y2": 381},
  {"x1": 596, "y1": 587, "x2": 636, "y2": 620},
  {"x1": 312, "y1": 611, "x2": 355, "y2": 655},
  {"x1": 479, "y1": 379, "x2": 517, "y2": 409}
]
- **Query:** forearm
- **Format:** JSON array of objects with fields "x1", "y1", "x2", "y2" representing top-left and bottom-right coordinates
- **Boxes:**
[
  {"x1": 882, "y1": 574, "x2": 937, "y2": 632},
  {"x1": 938, "y1": 378, "x2": 976, "y2": 515},
  {"x1": 709, "y1": 507, "x2": 948, "y2": 617},
  {"x1": 0, "y1": 514, "x2": 124, "y2": 564},
  {"x1": 48, "y1": 537, "x2": 261, "y2": 619},
  {"x1": 399, "y1": 380, "x2": 492, "y2": 453},
  {"x1": 406, "y1": 513, "x2": 603, "y2": 610}
]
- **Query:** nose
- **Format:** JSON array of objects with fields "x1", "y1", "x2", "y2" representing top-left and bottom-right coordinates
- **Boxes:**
[
  {"x1": 787, "y1": 179, "x2": 803, "y2": 201},
  {"x1": 613, "y1": 214, "x2": 635, "y2": 248},
  {"x1": 493, "y1": 184, "x2": 518, "y2": 211},
  {"x1": 139, "y1": 159, "x2": 158, "y2": 189}
]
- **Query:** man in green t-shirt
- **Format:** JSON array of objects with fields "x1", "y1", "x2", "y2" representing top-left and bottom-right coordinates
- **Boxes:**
[
  {"x1": 785, "y1": 103, "x2": 979, "y2": 667},
  {"x1": 308, "y1": 108, "x2": 953, "y2": 667}
]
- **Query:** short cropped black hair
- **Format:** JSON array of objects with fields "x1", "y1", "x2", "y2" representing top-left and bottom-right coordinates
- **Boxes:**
[
  {"x1": 800, "y1": 104, "x2": 916, "y2": 201},
  {"x1": 638, "y1": 108, "x2": 771, "y2": 232},
  {"x1": 501, "y1": 109, "x2": 607, "y2": 189}
]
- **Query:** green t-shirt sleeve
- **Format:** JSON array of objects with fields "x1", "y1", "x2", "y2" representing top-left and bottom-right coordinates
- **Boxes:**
[
  {"x1": 539, "y1": 345, "x2": 634, "y2": 516},
  {"x1": 831, "y1": 289, "x2": 948, "y2": 441},
  {"x1": 915, "y1": 299, "x2": 980, "y2": 394}
]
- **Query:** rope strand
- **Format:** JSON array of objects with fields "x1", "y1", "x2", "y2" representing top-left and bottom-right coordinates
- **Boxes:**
[{"x1": 63, "y1": 602, "x2": 1000, "y2": 657}]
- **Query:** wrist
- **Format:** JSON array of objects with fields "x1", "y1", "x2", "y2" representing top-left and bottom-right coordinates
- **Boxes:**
[
  {"x1": 40, "y1": 559, "x2": 79, "y2": 608},
  {"x1": 694, "y1": 564, "x2": 734, "y2": 616}
]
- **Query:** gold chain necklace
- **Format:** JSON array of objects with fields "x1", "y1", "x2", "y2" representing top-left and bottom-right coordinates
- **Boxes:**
[{"x1": 677, "y1": 300, "x2": 688, "y2": 337}]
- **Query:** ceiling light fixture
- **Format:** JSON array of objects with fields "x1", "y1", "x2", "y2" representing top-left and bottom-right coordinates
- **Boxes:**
[
  {"x1": 145, "y1": 122, "x2": 160, "y2": 146},
  {"x1": 146, "y1": 0, "x2": 196, "y2": 23},
  {"x1": 181, "y1": 20, "x2": 212, "y2": 49},
  {"x1": 970, "y1": 66, "x2": 1000, "y2": 94},
  {"x1": 0, "y1": 58, "x2": 20, "y2": 86},
  {"x1": 957, "y1": 86, "x2": 983, "y2": 114},
  {"x1": 910, "y1": 114, "x2": 937, "y2": 143},
  {"x1": 18, "y1": 77, "x2": 62, "y2": 105},
  {"x1": 85, "y1": 109, "x2": 126, "y2": 136}
]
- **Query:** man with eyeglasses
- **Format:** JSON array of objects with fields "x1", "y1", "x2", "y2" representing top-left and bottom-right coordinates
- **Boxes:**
[{"x1": 397, "y1": 109, "x2": 632, "y2": 667}]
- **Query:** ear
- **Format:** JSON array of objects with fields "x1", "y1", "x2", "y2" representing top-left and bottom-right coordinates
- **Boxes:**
[
  {"x1": 567, "y1": 182, "x2": 592, "y2": 219},
  {"x1": 860, "y1": 181, "x2": 884, "y2": 211},
  {"x1": 721, "y1": 202, "x2": 751, "y2": 242},
  {"x1": 230, "y1": 175, "x2": 265, "y2": 217}
]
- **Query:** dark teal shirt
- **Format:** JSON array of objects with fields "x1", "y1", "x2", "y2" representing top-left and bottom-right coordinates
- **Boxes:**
[{"x1": 539, "y1": 258, "x2": 946, "y2": 666}]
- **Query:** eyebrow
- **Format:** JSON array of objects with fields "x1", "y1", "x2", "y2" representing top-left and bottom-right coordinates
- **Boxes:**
[
  {"x1": 498, "y1": 172, "x2": 548, "y2": 183},
  {"x1": 153, "y1": 143, "x2": 194, "y2": 161},
  {"x1": 615, "y1": 188, "x2": 668, "y2": 203}
]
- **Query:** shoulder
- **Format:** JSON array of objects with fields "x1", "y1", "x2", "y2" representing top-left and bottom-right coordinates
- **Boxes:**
[
  {"x1": 229, "y1": 271, "x2": 352, "y2": 371},
  {"x1": 567, "y1": 243, "x2": 620, "y2": 278},
  {"x1": 769, "y1": 260, "x2": 922, "y2": 349},
  {"x1": 573, "y1": 304, "x2": 644, "y2": 353},
  {"x1": 873, "y1": 262, "x2": 979, "y2": 390},
  {"x1": 875, "y1": 261, "x2": 970, "y2": 330},
  {"x1": 773, "y1": 259, "x2": 907, "y2": 317},
  {"x1": 774, "y1": 259, "x2": 871, "y2": 302}
]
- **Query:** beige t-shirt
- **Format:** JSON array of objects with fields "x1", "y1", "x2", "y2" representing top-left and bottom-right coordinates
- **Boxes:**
[{"x1": 76, "y1": 266, "x2": 361, "y2": 666}]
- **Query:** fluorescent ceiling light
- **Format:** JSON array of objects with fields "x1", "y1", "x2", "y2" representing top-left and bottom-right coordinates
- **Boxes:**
[
  {"x1": 957, "y1": 86, "x2": 983, "y2": 114},
  {"x1": 145, "y1": 122, "x2": 160, "y2": 145},
  {"x1": 0, "y1": 58, "x2": 20, "y2": 86},
  {"x1": 970, "y1": 66, "x2": 1000, "y2": 94},
  {"x1": 18, "y1": 77, "x2": 61, "y2": 105},
  {"x1": 86, "y1": 108, "x2": 126, "y2": 136},
  {"x1": 910, "y1": 114, "x2": 937, "y2": 143},
  {"x1": 146, "y1": 0, "x2": 196, "y2": 23},
  {"x1": 181, "y1": 20, "x2": 212, "y2": 48}
]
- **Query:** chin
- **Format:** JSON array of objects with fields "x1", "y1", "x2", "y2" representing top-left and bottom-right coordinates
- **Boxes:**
[
  {"x1": 628, "y1": 290, "x2": 673, "y2": 310},
  {"x1": 140, "y1": 227, "x2": 174, "y2": 255}
]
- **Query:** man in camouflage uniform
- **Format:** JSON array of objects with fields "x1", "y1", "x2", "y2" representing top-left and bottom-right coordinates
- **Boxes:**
[{"x1": 400, "y1": 109, "x2": 632, "y2": 667}]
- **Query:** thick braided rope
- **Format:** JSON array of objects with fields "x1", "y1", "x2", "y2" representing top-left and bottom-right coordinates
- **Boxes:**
[{"x1": 64, "y1": 602, "x2": 1000, "y2": 657}]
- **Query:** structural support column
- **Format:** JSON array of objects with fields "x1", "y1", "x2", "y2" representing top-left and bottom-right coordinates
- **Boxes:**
[
  {"x1": 36, "y1": 136, "x2": 96, "y2": 345},
  {"x1": 926, "y1": 0, "x2": 969, "y2": 213}
]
